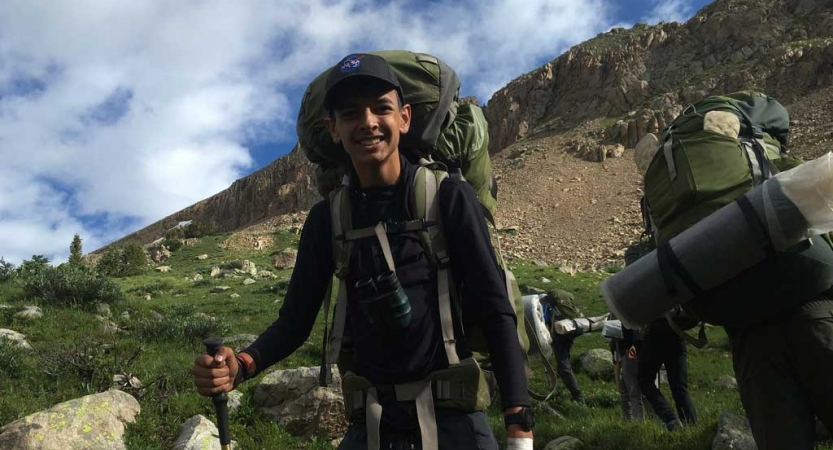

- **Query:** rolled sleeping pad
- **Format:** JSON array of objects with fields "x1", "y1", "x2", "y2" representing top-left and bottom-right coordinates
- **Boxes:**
[
  {"x1": 601, "y1": 319, "x2": 623, "y2": 340},
  {"x1": 552, "y1": 315, "x2": 608, "y2": 335},
  {"x1": 522, "y1": 295, "x2": 553, "y2": 358},
  {"x1": 603, "y1": 152, "x2": 833, "y2": 329}
]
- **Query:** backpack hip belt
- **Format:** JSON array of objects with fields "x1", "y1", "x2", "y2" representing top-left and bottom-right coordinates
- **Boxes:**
[{"x1": 340, "y1": 356, "x2": 491, "y2": 450}]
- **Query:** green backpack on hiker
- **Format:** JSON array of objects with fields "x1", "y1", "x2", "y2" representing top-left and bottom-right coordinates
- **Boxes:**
[
  {"x1": 544, "y1": 289, "x2": 582, "y2": 322},
  {"x1": 643, "y1": 91, "x2": 802, "y2": 245},
  {"x1": 296, "y1": 50, "x2": 497, "y2": 218},
  {"x1": 640, "y1": 91, "x2": 833, "y2": 329}
]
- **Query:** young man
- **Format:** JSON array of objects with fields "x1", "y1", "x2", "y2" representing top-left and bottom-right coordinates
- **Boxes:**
[{"x1": 192, "y1": 53, "x2": 534, "y2": 450}]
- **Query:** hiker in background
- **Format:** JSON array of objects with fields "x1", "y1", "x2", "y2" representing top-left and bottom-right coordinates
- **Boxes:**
[
  {"x1": 626, "y1": 318, "x2": 696, "y2": 431},
  {"x1": 543, "y1": 289, "x2": 586, "y2": 405},
  {"x1": 192, "y1": 53, "x2": 533, "y2": 450},
  {"x1": 607, "y1": 320, "x2": 644, "y2": 421}
]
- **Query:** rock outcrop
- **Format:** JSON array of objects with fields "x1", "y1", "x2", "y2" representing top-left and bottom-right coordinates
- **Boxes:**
[
  {"x1": 0, "y1": 390, "x2": 140, "y2": 450},
  {"x1": 485, "y1": 0, "x2": 833, "y2": 153},
  {"x1": 99, "y1": 144, "x2": 318, "y2": 251}
]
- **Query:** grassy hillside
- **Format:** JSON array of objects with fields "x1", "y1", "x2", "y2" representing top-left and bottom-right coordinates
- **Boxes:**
[{"x1": 0, "y1": 230, "x2": 829, "y2": 449}]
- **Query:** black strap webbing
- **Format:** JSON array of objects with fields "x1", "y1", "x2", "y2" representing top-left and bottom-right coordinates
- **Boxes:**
[
  {"x1": 657, "y1": 242, "x2": 704, "y2": 297},
  {"x1": 735, "y1": 195, "x2": 775, "y2": 257}
]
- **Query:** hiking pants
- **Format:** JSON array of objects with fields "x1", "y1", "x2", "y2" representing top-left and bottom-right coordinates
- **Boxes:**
[
  {"x1": 637, "y1": 332, "x2": 697, "y2": 427},
  {"x1": 552, "y1": 334, "x2": 584, "y2": 402},
  {"x1": 620, "y1": 354, "x2": 644, "y2": 420},
  {"x1": 728, "y1": 299, "x2": 833, "y2": 450},
  {"x1": 337, "y1": 409, "x2": 498, "y2": 450}
]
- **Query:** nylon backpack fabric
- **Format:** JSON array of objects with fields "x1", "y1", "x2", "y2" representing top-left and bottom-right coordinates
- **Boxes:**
[
  {"x1": 297, "y1": 50, "x2": 497, "y2": 217},
  {"x1": 644, "y1": 91, "x2": 790, "y2": 245}
]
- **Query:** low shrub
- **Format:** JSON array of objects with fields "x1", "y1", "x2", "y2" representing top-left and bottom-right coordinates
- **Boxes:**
[
  {"x1": 133, "y1": 307, "x2": 229, "y2": 342},
  {"x1": 20, "y1": 263, "x2": 124, "y2": 307},
  {"x1": 0, "y1": 342, "x2": 25, "y2": 378},
  {"x1": 37, "y1": 342, "x2": 141, "y2": 391},
  {"x1": 129, "y1": 280, "x2": 176, "y2": 297}
]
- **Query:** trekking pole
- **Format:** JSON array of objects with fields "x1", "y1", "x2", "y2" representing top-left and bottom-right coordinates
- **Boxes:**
[{"x1": 203, "y1": 337, "x2": 232, "y2": 450}]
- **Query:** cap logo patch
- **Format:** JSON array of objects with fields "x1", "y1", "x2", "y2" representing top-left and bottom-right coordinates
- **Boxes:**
[{"x1": 339, "y1": 54, "x2": 364, "y2": 73}]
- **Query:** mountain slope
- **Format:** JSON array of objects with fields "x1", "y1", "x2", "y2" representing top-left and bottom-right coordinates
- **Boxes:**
[{"x1": 102, "y1": 0, "x2": 833, "y2": 269}]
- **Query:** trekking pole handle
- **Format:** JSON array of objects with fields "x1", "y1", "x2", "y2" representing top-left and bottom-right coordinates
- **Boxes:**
[{"x1": 203, "y1": 337, "x2": 232, "y2": 450}]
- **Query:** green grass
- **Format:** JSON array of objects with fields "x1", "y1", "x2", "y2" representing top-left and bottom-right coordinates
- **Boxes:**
[{"x1": 1, "y1": 233, "x2": 830, "y2": 449}]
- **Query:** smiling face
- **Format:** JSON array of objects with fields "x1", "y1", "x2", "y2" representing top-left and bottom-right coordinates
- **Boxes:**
[{"x1": 325, "y1": 79, "x2": 411, "y2": 186}]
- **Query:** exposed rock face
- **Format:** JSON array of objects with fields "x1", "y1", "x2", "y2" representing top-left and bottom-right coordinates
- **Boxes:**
[
  {"x1": 485, "y1": 0, "x2": 833, "y2": 153},
  {"x1": 0, "y1": 389, "x2": 140, "y2": 450},
  {"x1": 99, "y1": 144, "x2": 319, "y2": 251},
  {"x1": 712, "y1": 411, "x2": 757, "y2": 450},
  {"x1": 252, "y1": 366, "x2": 347, "y2": 441}
]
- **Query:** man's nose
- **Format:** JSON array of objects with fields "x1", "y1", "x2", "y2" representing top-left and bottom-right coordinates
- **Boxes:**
[{"x1": 358, "y1": 109, "x2": 379, "y2": 129}]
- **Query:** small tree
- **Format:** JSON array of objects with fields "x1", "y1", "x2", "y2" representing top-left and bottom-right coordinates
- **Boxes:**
[
  {"x1": 69, "y1": 234, "x2": 84, "y2": 266},
  {"x1": 120, "y1": 241, "x2": 148, "y2": 276},
  {"x1": 95, "y1": 242, "x2": 148, "y2": 278},
  {"x1": 0, "y1": 257, "x2": 16, "y2": 282}
]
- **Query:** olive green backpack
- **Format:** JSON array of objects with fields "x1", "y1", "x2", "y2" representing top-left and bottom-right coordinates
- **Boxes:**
[
  {"x1": 640, "y1": 91, "x2": 833, "y2": 329},
  {"x1": 296, "y1": 50, "x2": 497, "y2": 218},
  {"x1": 644, "y1": 91, "x2": 801, "y2": 245}
]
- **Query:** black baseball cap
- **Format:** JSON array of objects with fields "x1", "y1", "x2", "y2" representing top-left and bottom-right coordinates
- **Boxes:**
[{"x1": 323, "y1": 53, "x2": 404, "y2": 110}]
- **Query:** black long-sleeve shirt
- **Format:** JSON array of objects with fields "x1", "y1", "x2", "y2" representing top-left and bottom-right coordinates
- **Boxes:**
[{"x1": 242, "y1": 156, "x2": 530, "y2": 410}]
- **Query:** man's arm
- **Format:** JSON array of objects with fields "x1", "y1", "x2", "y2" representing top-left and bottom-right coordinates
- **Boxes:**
[
  {"x1": 238, "y1": 201, "x2": 335, "y2": 378},
  {"x1": 438, "y1": 179, "x2": 532, "y2": 422}
]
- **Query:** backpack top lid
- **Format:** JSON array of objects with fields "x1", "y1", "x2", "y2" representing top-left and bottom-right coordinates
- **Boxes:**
[
  {"x1": 297, "y1": 50, "x2": 462, "y2": 168},
  {"x1": 544, "y1": 289, "x2": 582, "y2": 320}
]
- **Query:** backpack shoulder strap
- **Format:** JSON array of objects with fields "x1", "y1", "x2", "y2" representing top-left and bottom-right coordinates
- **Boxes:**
[
  {"x1": 413, "y1": 163, "x2": 460, "y2": 365},
  {"x1": 320, "y1": 184, "x2": 353, "y2": 386}
]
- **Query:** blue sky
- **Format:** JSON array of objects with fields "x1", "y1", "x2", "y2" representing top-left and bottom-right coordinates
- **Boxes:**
[{"x1": 0, "y1": 0, "x2": 712, "y2": 265}]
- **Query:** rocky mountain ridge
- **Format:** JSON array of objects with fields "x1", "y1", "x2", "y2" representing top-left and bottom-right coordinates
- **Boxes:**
[{"x1": 102, "y1": 0, "x2": 833, "y2": 269}]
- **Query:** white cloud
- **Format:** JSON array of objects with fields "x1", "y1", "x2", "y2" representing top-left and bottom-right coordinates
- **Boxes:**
[
  {"x1": 641, "y1": 0, "x2": 698, "y2": 25},
  {"x1": 0, "y1": 0, "x2": 617, "y2": 264}
]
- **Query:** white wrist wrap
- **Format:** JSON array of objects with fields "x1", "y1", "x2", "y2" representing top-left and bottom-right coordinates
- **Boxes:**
[{"x1": 506, "y1": 437, "x2": 533, "y2": 450}]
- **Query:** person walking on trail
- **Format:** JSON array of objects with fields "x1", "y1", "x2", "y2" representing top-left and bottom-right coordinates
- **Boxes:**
[
  {"x1": 626, "y1": 320, "x2": 697, "y2": 431},
  {"x1": 543, "y1": 289, "x2": 586, "y2": 405},
  {"x1": 192, "y1": 53, "x2": 534, "y2": 450},
  {"x1": 610, "y1": 327, "x2": 643, "y2": 421}
]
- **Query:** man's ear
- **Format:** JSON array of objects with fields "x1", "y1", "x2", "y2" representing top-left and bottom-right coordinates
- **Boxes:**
[
  {"x1": 399, "y1": 104, "x2": 412, "y2": 134},
  {"x1": 324, "y1": 116, "x2": 341, "y2": 144}
]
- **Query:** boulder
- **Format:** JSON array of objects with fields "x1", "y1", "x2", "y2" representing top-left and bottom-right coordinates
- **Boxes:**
[
  {"x1": 544, "y1": 435, "x2": 583, "y2": 450},
  {"x1": 96, "y1": 315, "x2": 120, "y2": 335},
  {"x1": 253, "y1": 366, "x2": 347, "y2": 441},
  {"x1": 196, "y1": 254, "x2": 209, "y2": 260},
  {"x1": 712, "y1": 411, "x2": 757, "y2": 450},
  {"x1": 210, "y1": 286, "x2": 231, "y2": 294},
  {"x1": 96, "y1": 303, "x2": 111, "y2": 317},
  {"x1": 0, "y1": 328, "x2": 32, "y2": 350},
  {"x1": 0, "y1": 389, "x2": 140, "y2": 450},
  {"x1": 579, "y1": 349, "x2": 614, "y2": 378},
  {"x1": 715, "y1": 375, "x2": 738, "y2": 390},
  {"x1": 210, "y1": 266, "x2": 221, "y2": 278},
  {"x1": 243, "y1": 278, "x2": 256, "y2": 286},
  {"x1": 172, "y1": 414, "x2": 237, "y2": 450},
  {"x1": 14, "y1": 306, "x2": 42, "y2": 320},
  {"x1": 272, "y1": 248, "x2": 298, "y2": 270},
  {"x1": 155, "y1": 266, "x2": 171, "y2": 272}
]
